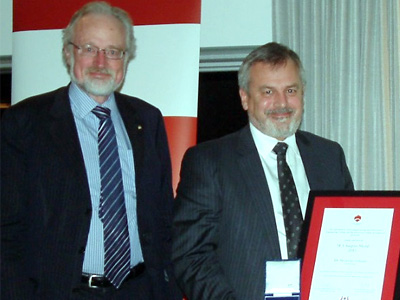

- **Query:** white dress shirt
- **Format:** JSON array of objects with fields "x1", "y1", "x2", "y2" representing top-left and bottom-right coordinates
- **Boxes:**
[{"x1": 249, "y1": 123, "x2": 310, "y2": 259}]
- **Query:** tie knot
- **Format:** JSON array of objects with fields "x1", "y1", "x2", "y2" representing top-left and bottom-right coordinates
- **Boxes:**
[
  {"x1": 92, "y1": 106, "x2": 111, "y2": 120},
  {"x1": 273, "y1": 142, "x2": 288, "y2": 156}
]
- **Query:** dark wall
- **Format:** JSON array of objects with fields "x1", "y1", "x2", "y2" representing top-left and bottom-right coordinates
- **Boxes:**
[
  {"x1": 197, "y1": 71, "x2": 247, "y2": 143},
  {"x1": 0, "y1": 72, "x2": 11, "y2": 117}
]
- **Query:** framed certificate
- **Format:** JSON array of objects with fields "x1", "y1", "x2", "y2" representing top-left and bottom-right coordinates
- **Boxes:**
[{"x1": 301, "y1": 191, "x2": 400, "y2": 300}]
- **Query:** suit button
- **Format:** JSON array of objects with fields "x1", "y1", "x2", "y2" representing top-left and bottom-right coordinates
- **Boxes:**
[{"x1": 79, "y1": 247, "x2": 85, "y2": 254}]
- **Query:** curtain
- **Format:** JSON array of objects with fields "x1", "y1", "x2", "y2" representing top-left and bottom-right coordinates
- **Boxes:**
[{"x1": 273, "y1": 0, "x2": 399, "y2": 190}]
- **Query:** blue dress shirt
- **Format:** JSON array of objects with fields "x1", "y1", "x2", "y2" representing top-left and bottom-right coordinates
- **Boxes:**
[{"x1": 68, "y1": 83, "x2": 144, "y2": 275}]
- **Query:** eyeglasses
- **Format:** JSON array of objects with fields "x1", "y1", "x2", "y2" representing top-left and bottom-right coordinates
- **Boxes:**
[{"x1": 69, "y1": 42, "x2": 126, "y2": 60}]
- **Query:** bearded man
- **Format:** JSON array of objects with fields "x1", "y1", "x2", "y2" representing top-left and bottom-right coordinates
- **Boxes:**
[
  {"x1": 1, "y1": 2, "x2": 181, "y2": 299},
  {"x1": 172, "y1": 42, "x2": 354, "y2": 300}
]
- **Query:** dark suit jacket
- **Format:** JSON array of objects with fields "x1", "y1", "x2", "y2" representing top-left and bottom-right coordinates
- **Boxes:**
[
  {"x1": 1, "y1": 86, "x2": 181, "y2": 299},
  {"x1": 172, "y1": 125, "x2": 354, "y2": 300}
]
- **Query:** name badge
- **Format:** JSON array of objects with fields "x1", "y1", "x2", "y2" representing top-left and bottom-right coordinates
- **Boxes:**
[{"x1": 265, "y1": 260, "x2": 300, "y2": 300}]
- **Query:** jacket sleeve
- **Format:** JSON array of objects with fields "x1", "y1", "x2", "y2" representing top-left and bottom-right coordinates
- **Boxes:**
[
  {"x1": 154, "y1": 112, "x2": 183, "y2": 300},
  {"x1": 172, "y1": 146, "x2": 237, "y2": 300},
  {"x1": 1, "y1": 108, "x2": 37, "y2": 299}
]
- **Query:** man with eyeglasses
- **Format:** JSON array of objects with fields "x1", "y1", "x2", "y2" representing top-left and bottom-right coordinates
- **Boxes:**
[{"x1": 1, "y1": 2, "x2": 181, "y2": 300}]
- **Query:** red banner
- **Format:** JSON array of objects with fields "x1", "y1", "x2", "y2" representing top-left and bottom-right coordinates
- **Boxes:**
[{"x1": 14, "y1": 0, "x2": 201, "y2": 31}]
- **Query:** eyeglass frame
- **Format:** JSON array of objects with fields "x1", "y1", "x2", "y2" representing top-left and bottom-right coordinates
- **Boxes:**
[{"x1": 68, "y1": 42, "x2": 126, "y2": 60}]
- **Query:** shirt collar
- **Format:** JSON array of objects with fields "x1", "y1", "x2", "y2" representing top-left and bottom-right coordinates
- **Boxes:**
[
  {"x1": 68, "y1": 82, "x2": 117, "y2": 119},
  {"x1": 249, "y1": 122, "x2": 300, "y2": 157}
]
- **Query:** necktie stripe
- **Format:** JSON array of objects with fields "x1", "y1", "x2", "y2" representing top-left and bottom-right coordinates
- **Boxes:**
[
  {"x1": 105, "y1": 239, "x2": 130, "y2": 259},
  {"x1": 104, "y1": 233, "x2": 129, "y2": 253},
  {"x1": 107, "y1": 250, "x2": 130, "y2": 269},
  {"x1": 102, "y1": 171, "x2": 122, "y2": 192},
  {"x1": 105, "y1": 247, "x2": 130, "y2": 269},
  {"x1": 92, "y1": 106, "x2": 131, "y2": 288},
  {"x1": 103, "y1": 207, "x2": 127, "y2": 230},
  {"x1": 99, "y1": 137, "x2": 116, "y2": 154}
]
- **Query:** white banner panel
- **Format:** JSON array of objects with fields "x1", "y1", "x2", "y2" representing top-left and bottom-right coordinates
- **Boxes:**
[{"x1": 12, "y1": 24, "x2": 199, "y2": 117}]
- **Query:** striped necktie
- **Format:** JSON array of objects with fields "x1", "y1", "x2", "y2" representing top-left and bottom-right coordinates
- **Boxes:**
[
  {"x1": 92, "y1": 106, "x2": 130, "y2": 288},
  {"x1": 273, "y1": 142, "x2": 303, "y2": 259}
]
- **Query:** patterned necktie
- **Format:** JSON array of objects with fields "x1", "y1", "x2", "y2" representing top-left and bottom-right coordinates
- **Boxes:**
[
  {"x1": 92, "y1": 106, "x2": 130, "y2": 288},
  {"x1": 273, "y1": 142, "x2": 303, "y2": 259}
]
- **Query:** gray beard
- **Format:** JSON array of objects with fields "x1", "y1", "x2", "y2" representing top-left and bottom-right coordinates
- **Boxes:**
[
  {"x1": 250, "y1": 115, "x2": 302, "y2": 139},
  {"x1": 68, "y1": 55, "x2": 123, "y2": 97}
]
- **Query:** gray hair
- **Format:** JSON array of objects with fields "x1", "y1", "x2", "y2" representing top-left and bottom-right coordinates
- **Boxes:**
[
  {"x1": 238, "y1": 42, "x2": 305, "y2": 93},
  {"x1": 62, "y1": 1, "x2": 135, "y2": 69}
]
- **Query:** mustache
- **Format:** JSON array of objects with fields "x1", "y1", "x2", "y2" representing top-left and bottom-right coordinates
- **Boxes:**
[
  {"x1": 266, "y1": 108, "x2": 294, "y2": 115},
  {"x1": 86, "y1": 67, "x2": 114, "y2": 75}
]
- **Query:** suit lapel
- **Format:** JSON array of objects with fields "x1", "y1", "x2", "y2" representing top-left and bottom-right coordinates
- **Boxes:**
[
  {"x1": 296, "y1": 131, "x2": 326, "y2": 190},
  {"x1": 235, "y1": 126, "x2": 281, "y2": 256},
  {"x1": 48, "y1": 87, "x2": 89, "y2": 187}
]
